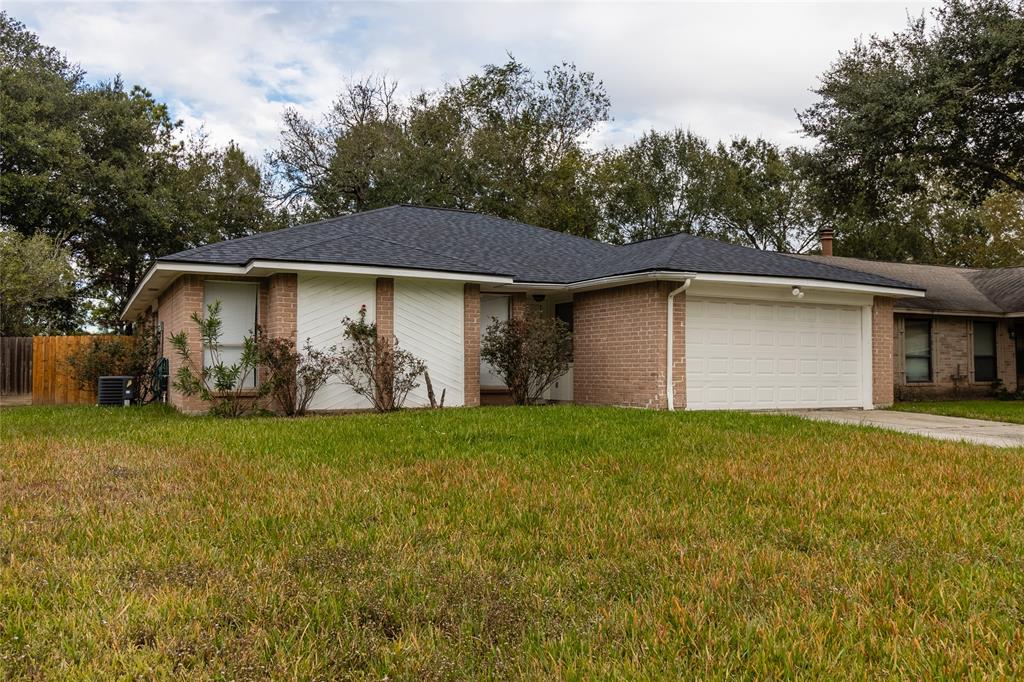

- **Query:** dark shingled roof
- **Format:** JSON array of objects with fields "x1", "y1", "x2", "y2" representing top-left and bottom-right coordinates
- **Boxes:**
[
  {"x1": 796, "y1": 256, "x2": 1024, "y2": 314},
  {"x1": 161, "y1": 205, "x2": 919, "y2": 290},
  {"x1": 966, "y1": 267, "x2": 1024, "y2": 313}
]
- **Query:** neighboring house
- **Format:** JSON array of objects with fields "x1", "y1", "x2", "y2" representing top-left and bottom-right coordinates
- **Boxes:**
[
  {"x1": 123, "y1": 205, "x2": 926, "y2": 413},
  {"x1": 797, "y1": 254, "x2": 1023, "y2": 399}
]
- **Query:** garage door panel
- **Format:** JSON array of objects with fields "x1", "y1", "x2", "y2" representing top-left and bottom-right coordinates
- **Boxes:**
[{"x1": 686, "y1": 297, "x2": 865, "y2": 410}]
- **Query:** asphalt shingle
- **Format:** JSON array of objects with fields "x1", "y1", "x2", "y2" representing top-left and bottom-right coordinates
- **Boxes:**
[
  {"x1": 160, "y1": 205, "x2": 920, "y2": 290},
  {"x1": 796, "y1": 255, "x2": 1024, "y2": 313}
]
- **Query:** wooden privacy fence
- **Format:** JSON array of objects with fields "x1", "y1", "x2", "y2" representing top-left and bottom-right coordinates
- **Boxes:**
[
  {"x1": 1, "y1": 337, "x2": 33, "y2": 395},
  {"x1": 31, "y1": 335, "x2": 133, "y2": 406}
]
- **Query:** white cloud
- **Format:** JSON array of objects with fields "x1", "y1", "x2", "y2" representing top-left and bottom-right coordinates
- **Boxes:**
[{"x1": 7, "y1": 1, "x2": 939, "y2": 157}]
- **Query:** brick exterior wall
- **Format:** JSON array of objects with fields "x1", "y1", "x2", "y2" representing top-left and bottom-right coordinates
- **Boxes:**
[
  {"x1": 510, "y1": 292, "x2": 542, "y2": 319},
  {"x1": 157, "y1": 275, "x2": 206, "y2": 414},
  {"x1": 573, "y1": 281, "x2": 672, "y2": 409},
  {"x1": 872, "y1": 297, "x2": 895, "y2": 407},
  {"x1": 156, "y1": 274, "x2": 299, "y2": 414},
  {"x1": 893, "y1": 314, "x2": 1018, "y2": 399},
  {"x1": 463, "y1": 284, "x2": 481, "y2": 407},
  {"x1": 375, "y1": 278, "x2": 395, "y2": 342}
]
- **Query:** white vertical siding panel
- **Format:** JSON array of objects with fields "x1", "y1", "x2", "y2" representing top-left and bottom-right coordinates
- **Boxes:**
[
  {"x1": 394, "y1": 279, "x2": 465, "y2": 407},
  {"x1": 297, "y1": 273, "x2": 376, "y2": 410}
]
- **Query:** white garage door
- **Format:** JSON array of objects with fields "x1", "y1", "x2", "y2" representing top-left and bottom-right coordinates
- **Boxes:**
[{"x1": 686, "y1": 297, "x2": 865, "y2": 410}]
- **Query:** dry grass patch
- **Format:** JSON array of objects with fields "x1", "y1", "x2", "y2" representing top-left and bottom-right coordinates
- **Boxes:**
[{"x1": 2, "y1": 405, "x2": 1022, "y2": 679}]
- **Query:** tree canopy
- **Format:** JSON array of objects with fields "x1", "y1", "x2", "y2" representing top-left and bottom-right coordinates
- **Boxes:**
[
  {"x1": 1, "y1": 0, "x2": 1020, "y2": 338},
  {"x1": 799, "y1": 0, "x2": 1024, "y2": 264},
  {"x1": 0, "y1": 12, "x2": 279, "y2": 331}
]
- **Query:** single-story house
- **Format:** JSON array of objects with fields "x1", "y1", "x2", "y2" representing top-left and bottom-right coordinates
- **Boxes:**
[
  {"x1": 796, "y1": 253, "x2": 1023, "y2": 399},
  {"x1": 125, "y1": 204, "x2": 941, "y2": 413}
]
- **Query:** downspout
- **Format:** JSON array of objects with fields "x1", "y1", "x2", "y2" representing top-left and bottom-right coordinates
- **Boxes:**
[{"x1": 666, "y1": 278, "x2": 692, "y2": 411}]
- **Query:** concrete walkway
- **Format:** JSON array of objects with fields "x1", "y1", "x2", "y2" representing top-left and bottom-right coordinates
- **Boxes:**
[{"x1": 786, "y1": 409, "x2": 1024, "y2": 448}]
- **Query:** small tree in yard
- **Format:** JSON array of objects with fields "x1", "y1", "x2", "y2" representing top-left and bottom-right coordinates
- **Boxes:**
[
  {"x1": 258, "y1": 336, "x2": 342, "y2": 416},
  {"x1": 481, "y1": 313, "x2": 572, "y2": 405},
  {"x1": 337, "y1": 305, "x2": 426, "y2": 412},
  {"x1": 170, "y1": 301, "x2": 270, "y2": 417}
]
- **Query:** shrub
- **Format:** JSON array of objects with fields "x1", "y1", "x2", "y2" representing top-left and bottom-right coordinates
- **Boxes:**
[
  {"x1": 169, "y1": 301, "x2": 270, "y2": 417},
  {"x1": 66, "y1": 322, "x2": 162, "y2": 403},
  {"x1": 337, "y1": 305, "x2": 426, "y2": 412},
  {"x1": 481, "y1": 313, "x2": 572, "y2": 405},
  {"x1": 258, "y1": 336, "x2": 342, "y2": 416}
]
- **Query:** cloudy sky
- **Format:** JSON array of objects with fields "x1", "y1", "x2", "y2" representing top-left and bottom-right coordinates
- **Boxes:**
[{"x1": 10, "y1": 1, "x2": 938, "y2": 158}]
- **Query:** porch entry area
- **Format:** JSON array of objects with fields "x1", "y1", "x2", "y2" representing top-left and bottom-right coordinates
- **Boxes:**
[
  {"x1": 477, "y1": 292, "x2": 575, "y2": 406},
  {"x1": 480, "y1": 294, "x2": 513, "y2": 405}
]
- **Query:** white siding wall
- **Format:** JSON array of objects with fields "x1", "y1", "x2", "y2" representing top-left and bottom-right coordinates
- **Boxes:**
[
  {"x1": 394, "y1": 279, "x2": 465, "y2": 407},
  {"x1": 297, "y1": 273, "x2": 376, "y2": 410}
]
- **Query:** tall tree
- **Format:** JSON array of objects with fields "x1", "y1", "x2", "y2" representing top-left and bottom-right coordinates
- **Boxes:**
[
  {"x1": 1, "y1": 15, "x2": 278, "y2": 330},
  {"x1": 0, "y1": 231, "x2": 76, "y2": 335},
  {"x1": 799, "y1": 0, "x2": 1024, "y2": 263},
  {"x1": 706, "y1": 139, "x2": 821, "y2": 253},
  {"x1": 270, "y1": 58, "x2": 610, "y2": 236},
  {"x1": 0, "y1": 12, "x2": 88, "y2": 242},
  {"x1": 596, "y1": 130, "x2": 714, "y2": 243}
]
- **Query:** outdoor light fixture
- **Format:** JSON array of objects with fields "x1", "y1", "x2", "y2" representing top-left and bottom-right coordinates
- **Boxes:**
[
  {"x1": 532, "y1": 294, "x2": 546, "y2": 302},
  {"x1": 792, "y1": 286, "x2": 805, "y2": 299}
]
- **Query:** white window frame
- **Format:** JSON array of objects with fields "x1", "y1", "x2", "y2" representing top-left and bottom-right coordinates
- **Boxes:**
[{"x1": 203, "y1": 280, "x2": 259, "y2": 390}]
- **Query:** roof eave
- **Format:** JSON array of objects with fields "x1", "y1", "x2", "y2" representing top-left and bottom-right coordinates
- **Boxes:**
[{"x1": 120, "y1": 259, "x2": 516, "y2": 321}]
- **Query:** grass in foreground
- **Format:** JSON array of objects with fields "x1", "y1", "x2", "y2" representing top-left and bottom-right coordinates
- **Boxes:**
[
  {"x1": 2, "y1": 405, "x2": 1022, "y2": 679},
  {"x1": 891, "y1": 399, "x2": 1024, "y2": 424}
]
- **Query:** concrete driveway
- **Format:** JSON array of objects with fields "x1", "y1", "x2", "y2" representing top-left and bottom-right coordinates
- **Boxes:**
[{"x1": 787, "y1": 410, "x2": 1024, "y2": 448}]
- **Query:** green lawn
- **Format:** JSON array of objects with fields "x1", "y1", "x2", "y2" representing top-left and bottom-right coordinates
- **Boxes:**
[
  {"x1": 891, "y1": 399, "x2": 1024, "y2": 424},
  {"x1": 2, "y1": 406, "x2": 1022, "y2": 679}
]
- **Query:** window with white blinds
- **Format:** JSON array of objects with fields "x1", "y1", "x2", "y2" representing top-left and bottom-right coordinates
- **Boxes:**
[{"x1": 203, "y1": 281, "x2": 258, "y2": 389}]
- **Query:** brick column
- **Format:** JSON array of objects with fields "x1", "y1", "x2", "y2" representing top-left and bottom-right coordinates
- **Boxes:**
[
  {"x1": 376, "y1": 278, "x2": 395, "y2": 340},
  {"x1": 510, "y1": 292, "x2": 528, "y2": 319},
  {"x1": 266, "y1": 273, "x2": 298, "y2": 342},
  {"x1": 159, "y1": 274, "x2": 206, "y2": 413},
  {"x1": 872, "y1": 297, "x2": 895, "y2": 407},
  {"x1": 464, "y1": 284, "x2": 481, "y2": 407}
]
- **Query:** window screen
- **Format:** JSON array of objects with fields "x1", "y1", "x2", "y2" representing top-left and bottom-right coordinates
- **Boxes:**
[
  {"x1": 973, "y1": 321, "x2": 996, "y2": 382},
  {"x1": 203, "y1": 281, "x2": 258, "y2": 389},
  {"x1": 905, "y1": 319, "x2": 932, "y2": 383}
]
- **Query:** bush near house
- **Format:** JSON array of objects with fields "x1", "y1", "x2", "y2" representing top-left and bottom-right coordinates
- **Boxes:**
[
  {"x1": 481, "y1": 313, "x2": 572, "y2": 405},
  {"x1": 2, "y1": 405, "x2": 1022, "y2": 678},
  {"x1": 65, "y1": 322, "x2": 161, "y2": 403},
  {"x1": 257, "y1": 336, "x2": 342, "y2": 416},
  {"x1": 170, "y1": 301, "x2": 271, "y2": 417},
  {"x1": 336, "y1": 305, "x2": 426, "y2": 412}
]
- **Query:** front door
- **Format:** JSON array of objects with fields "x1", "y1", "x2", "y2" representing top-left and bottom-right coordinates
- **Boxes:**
[{"x1": 480, "y1": 294, "x2": 510, "y2": 388}]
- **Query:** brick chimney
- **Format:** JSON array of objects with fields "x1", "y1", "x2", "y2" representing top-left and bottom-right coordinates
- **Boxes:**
[{"x1": 819, "y1": 228, "x2": 834, "y2": 257}]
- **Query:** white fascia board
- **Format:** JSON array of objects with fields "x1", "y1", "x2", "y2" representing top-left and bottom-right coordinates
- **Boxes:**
[
  {"x1": 489, "y1": 270, "x2": 920, "y2": 298},
  {"x1": 487, "y1": 271, "x2": 698, "y2": 293},
  {"x1": 692, "y1": 273, "x2": 926, "y2": 298},
  {"x1": 122, "y1": 260, "x2": 514, "y2": 321},
  {"x1": 245, "y1": 260, "x2": 512, "y2": 284},
  {"x1": 894, "y1": 307, "x2": 1012, "y2": 318}
]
